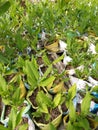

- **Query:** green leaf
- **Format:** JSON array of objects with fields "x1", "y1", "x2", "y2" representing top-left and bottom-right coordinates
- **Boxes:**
[
  {"x1": 95, "y1": 43, "x2": 98, "y2": 53},
  {"x1": 69, "y1": 101, "x2": 76, "y2": 122},
  {"x1": 39, "y1": 104, "x2": 48, "y2": 113},
  {"x1": 17, "y1": 56, "x2": 25, "y2": 68},
  {"x1": 53, "y1": 54, "x2": 64, "y2": 64},
  {"x1": 53, "y1": 93, "x2": 61, "y2": 108},
  {"x1": 67, "y1": 121, "x2": 74, "y2": 130},
  {"x1": 91, "y1": 86, "x2": 98, "y2": 93},
  {"x1": 36, "y1": 91, "x2": 52, "y2": 108},
  {"x1": 0, "y1": 54, "x2": 9, "y2": 64},
  {"x1": 39, "y1": 76, "x2": 55, "y2": 87},
  {"x1": 0, "y1": 74, "x2": 7, "y2": 92},
  {"x1": 42, "y1": 53, "x2": 51, "y2": 65},
  {"x1": 8, "y1": 108, "x2": 17, "y2": 129},
  {"x1": 81, "y1": 92, "x2": 92, "y2": 116},
  {"x1": 27, "y1": 76, "x2": 37, "y2": 89},
  {"x1": 16, "y1": 107, "x2": 25, "y2": 126},
  {"x1": 0, "y1": 124, "x2": 9, "y2": 130},
  {"x1": 49, "y1": 123, "x2": 56, "y2": 130},
  {"x1": 25, "y1": 60, "x2": 39, "y2": 80},
  {"x1": 41, "y1": 64, "x2": 52, "y2": 80},
  {"x1": 0, "y1": 1, "x2": 10, "y2": 16},
  {"x1": 74, "y1": 118, "x2": 90, "y2": 130},
  {"x1": 18, "y1": 124, "x2": 28, "y2": 130},
  {"x1": 68, "y1": 84, "x2": 76, "y2": 100}
]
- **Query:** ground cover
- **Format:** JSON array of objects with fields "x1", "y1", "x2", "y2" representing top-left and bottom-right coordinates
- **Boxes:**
[{"x1": 0, "y1": 0, "x2": 98, "y2": 130}]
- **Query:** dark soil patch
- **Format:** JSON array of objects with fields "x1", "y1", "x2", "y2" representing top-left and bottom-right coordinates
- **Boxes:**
[
  {"x1": 39, "y1": 65, "x2": 47, "y2": 74},
  {"x1": 35, "y1": 107, "x2": 61, "y2": 124},
  {"x1": 29, "y1": 88, "x2": 39, "y2": 107},
  {"x1": 5, "y1": 73, "x2": 16, "y2": 82},
  {"x1": 37, "y1": 57, "x2": 44, "y2": 65},
  {"x1": 4, "y1": 105, "x2": 11, "y2": 118},
  {"x1": 61, "y1": 102, "x2": 68, "y2": 114}
]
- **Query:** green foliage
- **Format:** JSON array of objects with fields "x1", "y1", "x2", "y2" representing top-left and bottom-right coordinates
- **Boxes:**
[
  {"x1": 0, "y1": 1, "x2": 10, "y2": 16},
  {"x1": 8, "y1": 107, "x2": 27, "y2": 130}
]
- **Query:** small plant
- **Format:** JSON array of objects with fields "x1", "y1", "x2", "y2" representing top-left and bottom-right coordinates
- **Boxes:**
[{"x1": 32, "y1": 90, "x2": 62, "y2": 129}]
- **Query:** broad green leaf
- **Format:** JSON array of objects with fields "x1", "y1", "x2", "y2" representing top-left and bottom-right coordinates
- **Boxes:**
[
  {"x1": 95, "y1": 43, "x2": 98, "y2": 53},
  {"x1": 74, "y1": 118, "x2": 90, "y2": 130},
  {"x1": 36, "y1": 91, "x2": 52, "y2": 107},
  {"x1": 27, "y1": 76, "x2": 37, "y2": 89},
  {"x1": 16, "y1": 107, "x2": 25, "y2": 126},
  {"x1": 68, "y1": 84, "x2": 76, "y2": 100},
  {"x1": 0, "y1": 74, "x2": 7, "y2": 92},
  {"x1": 17, "y1": 56, "x2": 25, "y2": 68},
  {"x1": 81, "y1": 92, "x2": 92, "y2": 116},
  {"x1": 0, "y1": 1, "x2": 10, "y2": 16},
  {"x1": 0, "y1": 124, "x2": 9, "y2": 130},
  {"x1": 53, "y1": 93, "x2": 61, "y2": 108},
  {"x1": 0, "y1": 54, "x2": 9, "y2": 64},
  {"x1": 18, "y1": 124, "x2": 28, "y2": 130},
  {"x1": 8, "y1": 108, "x2": 17, "y2": 129},
  {"x1": 39, "y1": 104, "x2": 48, "y2": 113},
  {"x1": 91, "y1": 86, "x2": 98, "y2": 92},
  {"x1": 2, "y1": 98, "x2": 10, "y2": 105},
  {"x1": 67, "y1": 121, "x2": 74, "y2": 130},
  {"x1": 69, "y1": 101, "x2": 76, "y2": 122},
  {"x1": 25, "y1": 60, "x2": 39, "y2": 80},
  {"x1": 39, "y1": 76, "x2": 55, "y2": 87},
  {"x1": 42, "y1": 53, "x2": 51, "y2": 65},
  {"x1": 49, "y1": 123, "x2": 56, "y2": 130}
]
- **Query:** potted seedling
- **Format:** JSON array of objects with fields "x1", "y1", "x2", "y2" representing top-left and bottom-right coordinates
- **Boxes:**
[
  {"x1": 32, "y1": 90, "x2": 62, "y2": 130},
  {"x1": 63, "y1": 84, "x2": 98, "y2": 130},
  {"x1": 24, "y1": 57, "x2": 55, "y2": 109}
]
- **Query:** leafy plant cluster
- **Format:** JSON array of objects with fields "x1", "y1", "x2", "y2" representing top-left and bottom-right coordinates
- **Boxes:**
[{"x1": 0, "y1": 0, "x2": 98, "y2": 130}]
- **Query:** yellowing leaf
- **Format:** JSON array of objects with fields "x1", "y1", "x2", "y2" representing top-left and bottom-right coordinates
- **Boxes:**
[
  {"x1": 45, "y1": 40, "x2": 59, "y2": 52},
  {"x1": 53, "y1": 93, "x2": 61, "y2": 107},
  {"x1": 50, "y1": 81, "x2": 65, "y2": 93},
  {"x1": 20, "y1": 80, "x2": 26, "y2": 99},
  {"x1": 0, "y1": 46, "x2": 5, "y2": 52}
]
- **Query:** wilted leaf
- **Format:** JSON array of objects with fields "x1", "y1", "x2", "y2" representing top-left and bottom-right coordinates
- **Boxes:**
[
  {"x1": 50, "y1": 81, "x2": 65, "y2": 93},
  {"x1": 45, "y1": 41, "x2": 59, "y2": 52}
]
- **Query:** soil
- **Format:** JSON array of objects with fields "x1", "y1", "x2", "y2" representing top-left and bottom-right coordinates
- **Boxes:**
[
  {"x1": 4, "y1": 105, "x2": 11, "y2": 118},
  {"x1": 5, "y1": 73, "x2": 16, "y2": 82},
  {"x1": 37, "y1": 57, "x2": 43, "y2": 65},
  {"x1": 34, "y1": 107, "x2": 61, "y2": 124},
  {"x1": 29, "y1": 88, "x2": 39, "y2": 108},
  {"x1": 61, "y1": 102, "x2": 68, "y2": 114},
  {"x1": 39, "y1": 65, "x2": 47, "y2": 74}
]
